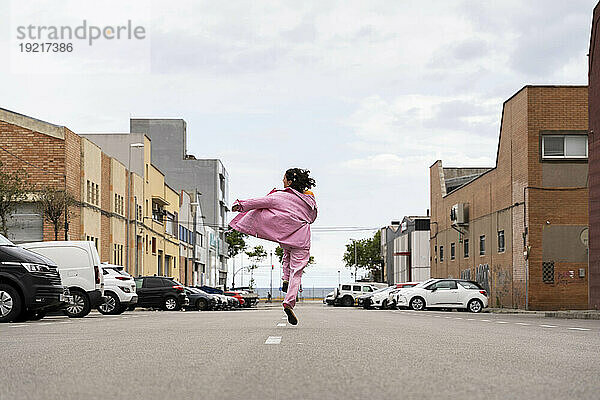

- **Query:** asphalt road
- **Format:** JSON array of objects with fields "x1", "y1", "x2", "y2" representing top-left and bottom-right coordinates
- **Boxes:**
[{"x1": 1, "y1": 304, "x2": 599, "y2": 400}]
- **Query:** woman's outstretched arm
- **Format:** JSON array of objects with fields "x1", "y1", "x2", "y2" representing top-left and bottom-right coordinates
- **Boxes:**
[{"x1": 232, "y1": 195, "x2": 275, "y2": 212}]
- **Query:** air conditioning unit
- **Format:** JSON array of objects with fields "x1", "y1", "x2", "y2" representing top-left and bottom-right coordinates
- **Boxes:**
[{"x1": 450, "y1": 203, "x2": 468, "y2": 226}]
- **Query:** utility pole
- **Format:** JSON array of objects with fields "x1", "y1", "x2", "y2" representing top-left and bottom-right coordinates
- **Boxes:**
[
  {"x1": 134, "y1": 196, "x2": 138, "y2": 277},
  {"x1": 354, "y1": 239, "x2": 358, "y2": 282},
  {"x1": 269, "y1": 251, "x2": 273, "y2": 302}
]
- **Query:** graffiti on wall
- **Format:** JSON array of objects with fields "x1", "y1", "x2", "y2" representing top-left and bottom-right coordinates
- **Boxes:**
[{"x1": 476, "y1": 264, "x2": 490, "y2": 294}]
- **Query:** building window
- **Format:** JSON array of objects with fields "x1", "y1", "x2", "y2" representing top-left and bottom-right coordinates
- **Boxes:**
[
  {"x1": 145, "y1": 235, "x2": 148, "y2": 254},
  {"x1": 542, "y1": 262, "x2": 554, "y2": 283},
  {"x1": 151, "y1": 237, "x2": 157, "y2": 254},
  {"x1": 498, "y1": 230, "x2": 505, "y2": 253},
  {"x1": 87, "y1": 180, "x2": 91, "y2": 203},
  {"x1": 479, "y1": 235, "x2": 485, "y2": 255},
  {"x1": 464, "y1": 239, "x2": 469, "y2": 258},
  {"x1": 542, "y1": 135, "x2": 587, "y2": 159},
  {"x1": 440, "y1": 246, "x2": 444, "y2": 261},
  {"x1": 450, "y1": 243, "x2": 455, "y2": 260}
]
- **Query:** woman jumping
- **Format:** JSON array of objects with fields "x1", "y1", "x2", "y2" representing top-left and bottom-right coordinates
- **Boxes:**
[{"x1": 229, "y1": 168, "x2": 317, "y2": 325}]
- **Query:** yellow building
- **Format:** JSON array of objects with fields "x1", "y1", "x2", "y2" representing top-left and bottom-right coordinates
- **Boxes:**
[{"x1": 81, "y1": 138, "x2": 102, "y2": 250}]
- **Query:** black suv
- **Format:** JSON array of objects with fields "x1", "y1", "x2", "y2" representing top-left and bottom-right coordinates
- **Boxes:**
[
  {"x1": 0, "y1": 234, "x2": 69, "y2": 322},
  {"x1": 134, "y1": 276, "x2": 188, "y2": 311}
]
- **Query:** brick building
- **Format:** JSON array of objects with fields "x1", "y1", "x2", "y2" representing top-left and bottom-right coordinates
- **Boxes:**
[
  {"x1": 0, "y1": 108, "x2": 83, "y2": 243},
  {"x1": 587, "y1": 2, "x2": 600, "y2": 310},
  {"x1": 430, "y1": 86, "x2": 589, "y2": 310}
]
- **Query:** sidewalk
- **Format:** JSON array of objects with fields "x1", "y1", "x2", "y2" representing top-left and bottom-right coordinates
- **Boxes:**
[{"x1": 486, "y1": 308, "x2": 600, "y2": 320}]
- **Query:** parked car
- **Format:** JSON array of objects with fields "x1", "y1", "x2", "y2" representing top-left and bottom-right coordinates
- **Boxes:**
[
  {"x1": 184, "y1": 287, "x2": 217, "y2": 311},
  {"x1": 224, "y1": 291, "x2": 246, "y2": 307},
  {"x1": 368, "y1": 286, "x2": 397, "y2": 309},
  {"x1": 21, "y1": 241, "x2": 104, "y2": 318},
  {"x1": 202, "y1": 286, "x2": 259, "y2": 308},
  {"x1": 0, "y1": 234, "x2": 70, "y2": 322},
  {"x1": 332, "y1": 282, "x2": 378, "y2": 307},
  {"x1": 134, "y1": 276, "x2": 188, "y2": 311},
  {"x1": 97, "y1": 264, "x2": 137, "y2": 315},
  {"x1": 324, "y1": 291, "x2": 335, "y2": 305},
  {"x1": 396, "y1": 279, "x2": 489, "y2": 313},
  {"x1": 357, "y1": 292, "x2": 374, "y2": 308},
  {"x1": 387, "y1": 282, "x2": 420, "y2": 308}
]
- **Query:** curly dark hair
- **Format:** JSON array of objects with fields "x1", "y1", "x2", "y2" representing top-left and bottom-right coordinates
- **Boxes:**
[{"x1": 285, "y1": 168, "x2": 316, "y2": 193}]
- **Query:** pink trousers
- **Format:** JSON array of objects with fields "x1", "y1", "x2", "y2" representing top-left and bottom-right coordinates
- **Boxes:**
[{"x1": 281, "y1": 245, "x2": 310, "y2": 309}]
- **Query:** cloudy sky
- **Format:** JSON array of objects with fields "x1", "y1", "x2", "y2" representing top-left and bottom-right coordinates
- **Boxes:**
[{"x1": 1, "y1": 0, "x2": 596, "y2": 288}]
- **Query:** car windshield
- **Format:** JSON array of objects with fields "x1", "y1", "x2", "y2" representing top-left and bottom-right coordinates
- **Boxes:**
[
  {"x1": 0, "y1": 234, "x2": 14, "y2": 246},
  {"x1": 186, "y1": 287, "x2": 200, "y2": 294}
]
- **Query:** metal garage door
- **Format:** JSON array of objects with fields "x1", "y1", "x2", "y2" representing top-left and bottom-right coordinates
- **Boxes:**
[{"x1": 6, "y1": 202, "x2": 43, "y2": 243}]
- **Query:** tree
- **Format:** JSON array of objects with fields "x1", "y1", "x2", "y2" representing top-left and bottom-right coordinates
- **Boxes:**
[
  {"x1": 0, "y1": 162, "x2": 30, "y2": 237},
  {"x1": 245, "y1": 245, "x2": 267, "y2": 289},
  {"x1": 225, "y1": 229, "x2": 247, "y2": 258},
  {"x1": 342, "y1": 230, "x2": 382, "y2": 277},
  {"x1": 37, "y1": 187, "x2": 76, "y2": 240}
]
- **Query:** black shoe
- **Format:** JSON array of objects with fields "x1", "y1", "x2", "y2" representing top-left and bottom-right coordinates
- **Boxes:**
[
  {"x1": 283, "y1": 306, "x2": 298, "y2": 325},
  {"x1": 282, "y1": 281, "x2": 289, "y2": 293}
]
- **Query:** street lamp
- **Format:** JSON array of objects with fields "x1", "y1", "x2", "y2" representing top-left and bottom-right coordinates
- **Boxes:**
[
  {"x1": 269, "y1": 251, "x2": 273, "y2": 302},
  {"x1": 127, "y1": 142, "x2": 144, "y2": 273}
]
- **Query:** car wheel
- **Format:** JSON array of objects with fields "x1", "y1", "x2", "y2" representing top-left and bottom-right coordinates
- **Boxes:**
[
  {"x1": 163, "y1": 296, "x2": 179, "y2": 311},
  {"x1": 64, "y1": 290, "x2": 91, "y2": 318},
  {"x1": 381, "y1": 299, "x2": 388, "y2": 310},
  {"x1": 342, "y1": 296, "x2": 354, "y2": 307},
  {"x1": 98, "y1": 292, "x2": 121, "y2": 315},
  {"x1": 196, "y1": 298, "x2": 209, "y2": 311},
  {"x1": 467, "y1": 299, "x2": 483, "y2": 313},
  {"x1": 409, "y1": 297, "x2": 425, "y2": 311},
  {"x1": 0, "y1": 284, "x2": 21, "y2": 323},
  {"x1": 116, "y1": 304, "x2": 127, "y2": 314}
]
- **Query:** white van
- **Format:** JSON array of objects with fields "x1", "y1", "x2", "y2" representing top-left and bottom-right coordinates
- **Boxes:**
[{"x1": 20, "y1": 241, "x2": 104, "y2": 318}]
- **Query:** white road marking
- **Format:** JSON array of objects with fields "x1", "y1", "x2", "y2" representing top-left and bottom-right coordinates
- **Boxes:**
[
  {"x1": 480, "y1": 319, "x2": 491, "y2": 322},
  {"x1": 37, "y1": 322, "x2": 54, "y2": 326},
  {"x1": 9, "y1": 324, "x2": 27, "y2": 328},
  {"x1": 277, "y1": 323, "x2": 286, "y2": 327},
  {"x1": 567, "y1": 327, "x2": 590, "y2": 331},
  {"x1": 444, "y1": 316, "x2": 452, "y2": 319},
  {"x1": 265, "y1": 336, "x2": 282, "y2": 345},
  {"x1": 433, "y1": 315, "x2": 441, "y2": 318},
  {"x1": 454, "y1": 317, "x2": 463, "y2": 320},
  {"x1": 466, "y1": 318, "x2": 475, "y2": 321},
  {"x1": 496, "y1": 321, "x2": 509, "y2": 324},
  {"x1": 540, "y1": 325, "x2": 557, "y2": 328},
  {"x1": 515, "y1": 322, "x2": 531, "y2": 326}
]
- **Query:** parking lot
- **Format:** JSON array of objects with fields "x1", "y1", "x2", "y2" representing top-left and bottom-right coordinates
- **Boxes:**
[{"x1": 2, "y1": 303, "x2": 599, "y2": 400}]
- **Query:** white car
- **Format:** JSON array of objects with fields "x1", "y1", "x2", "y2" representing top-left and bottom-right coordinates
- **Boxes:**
[
  {"x1": 369, "y1": 286, "x2": 397, "y2": 309},
  {"x1": 332, "y1": 282, "x2": 378, "y2": 307},
  {"x1": 97, "y1": 264, "x2": 137, "y2": 315},
  {"x1": 396, "y1": 279, "x2": 488, "y2": 313}
]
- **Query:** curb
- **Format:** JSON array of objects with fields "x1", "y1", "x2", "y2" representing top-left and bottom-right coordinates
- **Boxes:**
[
  {"x1": 486, "y1": 308, "x2": 600, "y2": 320},
  {"x1": 544, "y1": 311, "x2": 600, "y2": 320}
]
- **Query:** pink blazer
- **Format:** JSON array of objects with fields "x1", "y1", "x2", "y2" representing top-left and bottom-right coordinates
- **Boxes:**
[{"x1": 229, "y1": 188, "x2": 318, "y2": 250}]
